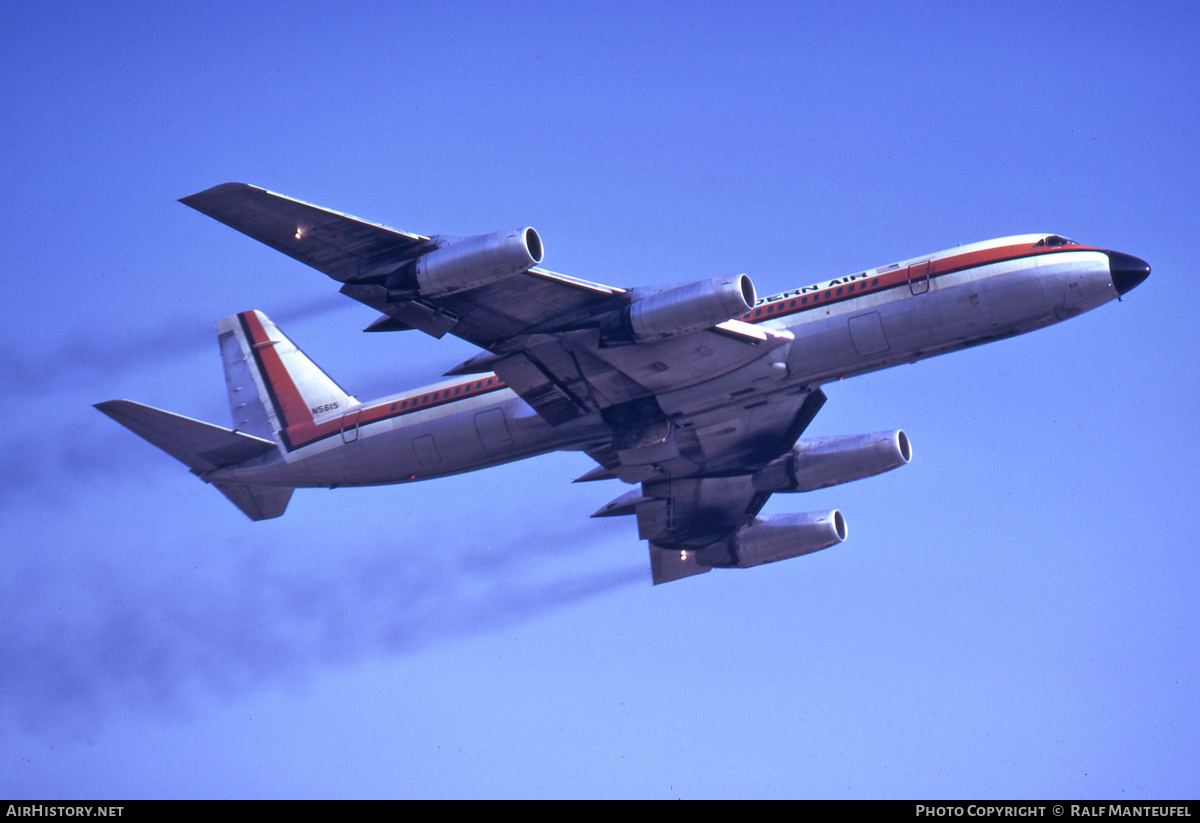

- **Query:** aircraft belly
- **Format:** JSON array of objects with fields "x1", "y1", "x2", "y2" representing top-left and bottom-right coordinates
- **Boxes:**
[{"x1": 783, "y1": 259, "x2": 1096, "y2": 384}]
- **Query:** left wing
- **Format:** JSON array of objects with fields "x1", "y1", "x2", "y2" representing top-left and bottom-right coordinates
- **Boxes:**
[
  {"x1": 181, "y1": 184, "x2": 793, "y2": 430},
  {"x1": 180, "y1": 183, "x2": 621, "y2": 346}
]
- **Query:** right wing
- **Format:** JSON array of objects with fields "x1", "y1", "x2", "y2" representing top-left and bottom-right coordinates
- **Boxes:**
[{"x1": 592, "y1": 388, "x2": 829, "y2": 583}]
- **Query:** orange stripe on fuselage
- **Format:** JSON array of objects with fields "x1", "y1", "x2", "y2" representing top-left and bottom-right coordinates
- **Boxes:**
[{"x1": 742, "y1": 240, "x2": 1101, "y2": 323}]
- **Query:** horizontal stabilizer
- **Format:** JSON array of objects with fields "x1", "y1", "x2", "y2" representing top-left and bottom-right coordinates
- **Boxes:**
[
  {"x1": 95, "y1": 400, "x2": 277, "y2": 473},
  {"x1": 213, "y1": 482, "x2": 293, "y2": 521}
]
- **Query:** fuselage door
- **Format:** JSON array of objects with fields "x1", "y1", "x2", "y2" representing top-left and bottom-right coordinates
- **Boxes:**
[
  {"x1": 341, "y1": 409, "x2": 361, "y2": 443},
  {"x1": 908, "y1": 260, "x2": 930, "y2": 295},
  {"x1": 412, "y1": 434, "x2": 441, "y2": 465},
  {"x1": 848, "y1": 311, "x2": 891, "y2": 356},
  {"x1": 474, "y1": 408, "x2": 514, "y2": 450}
]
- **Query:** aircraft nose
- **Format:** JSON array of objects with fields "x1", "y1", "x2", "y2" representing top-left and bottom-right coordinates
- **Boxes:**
[{"x1": 1107, "y1": 251, "x2": 1150, "y2": 296}]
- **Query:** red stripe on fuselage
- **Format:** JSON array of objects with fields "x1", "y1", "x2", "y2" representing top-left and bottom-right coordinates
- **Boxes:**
[{"x1": 742, "y1": 240, "x2": 1100, "y2": 323}]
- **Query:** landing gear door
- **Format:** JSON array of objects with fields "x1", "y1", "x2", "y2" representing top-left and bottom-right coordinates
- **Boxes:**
[{"x1": 908, "y1": 260, "x2": 930, "y2": 295}]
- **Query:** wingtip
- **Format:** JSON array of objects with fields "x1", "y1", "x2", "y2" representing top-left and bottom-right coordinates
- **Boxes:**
[{"x1": 178, "y1": 182, "x2": 252, "y2": 207}]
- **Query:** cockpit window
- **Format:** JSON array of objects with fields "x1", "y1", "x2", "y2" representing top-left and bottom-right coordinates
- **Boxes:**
[{"x1": 1035, "y1": 235, "x2": 1074, "y2": 248}]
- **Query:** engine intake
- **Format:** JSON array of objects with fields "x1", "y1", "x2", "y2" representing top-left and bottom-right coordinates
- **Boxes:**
[
  {"x1": 413, "y1": 227, "x2": 543, "y2": 296},
  {"x1": 752, "y1": 430, "x2": 911, "y2": 493}
]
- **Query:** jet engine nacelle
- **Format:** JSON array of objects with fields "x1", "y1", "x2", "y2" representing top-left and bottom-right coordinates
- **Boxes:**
[
  {"x1": 414, "y1": 227, "x2": 544, "y2": 296},
  {"x1": 622, "y1": 274, "x2": 757, "y2": 341},
  {"x1": 752, "y1": 430, "x2": 912, "y2": 493},
  {"x1": 713, "y1": 511, "x2": 847, "y2": 568}
]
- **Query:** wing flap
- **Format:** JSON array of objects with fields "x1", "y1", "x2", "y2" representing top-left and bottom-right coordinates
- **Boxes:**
[{"x1": 494, "y1": 354, "x2": 588, "y2": 424}]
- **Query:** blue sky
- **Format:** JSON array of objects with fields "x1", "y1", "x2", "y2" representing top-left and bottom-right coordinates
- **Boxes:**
[{"x1": 3, "y1": 0, "x2": 1197, "y2": 799}]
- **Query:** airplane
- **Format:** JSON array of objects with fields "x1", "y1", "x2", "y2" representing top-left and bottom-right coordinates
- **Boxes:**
[{"x1": 96, "y1": 183, "x2": 1150, "y2": 584}]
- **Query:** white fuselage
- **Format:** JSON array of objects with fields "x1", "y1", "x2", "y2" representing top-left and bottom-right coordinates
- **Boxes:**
[{"x1": 209, "y1": 237, "x2": 1121, "y2": 490}]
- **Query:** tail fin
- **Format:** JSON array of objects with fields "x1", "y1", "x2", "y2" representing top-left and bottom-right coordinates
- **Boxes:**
[
  {"x1": 94, "y1": 399, "x2": 293, "y2": 520},
  {"x1": 210, "y1": 481, "x2": 293, "y2": 521},
  {"x1": 95, "y1": 310, "x2": 347, "y2": 522},
  {"x1": 217, "y1": 310, "x2": 356, "y2": 443}
]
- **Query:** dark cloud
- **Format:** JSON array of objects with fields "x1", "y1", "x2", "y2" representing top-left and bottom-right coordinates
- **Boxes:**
[
  {"x1": 0, "y1": 295, "x2": 388, "y2": 502},
  {"x1": 0, "y1": 525, "x2": 643, "y2": 736},
  {"x1": 1, "y1": 298, "x2": 643, "y2": 737},
  {"x1": 3, "y1": 297, "x2": 354, "y2": 397},
  {"x1": 0, "y1": 410, "x2": 178, "y2": 504}
]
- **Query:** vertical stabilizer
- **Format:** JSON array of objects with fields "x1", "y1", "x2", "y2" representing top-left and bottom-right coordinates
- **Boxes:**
[
  {"x1": 217, "y1": 310, "x2": 356, "y2": 441},
  {"x1": 212, "y1": 482, "x2": 294, "y2": 521},
  {"x1": 96, "y1": 310, "x2": 349, "y2": 523}
]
